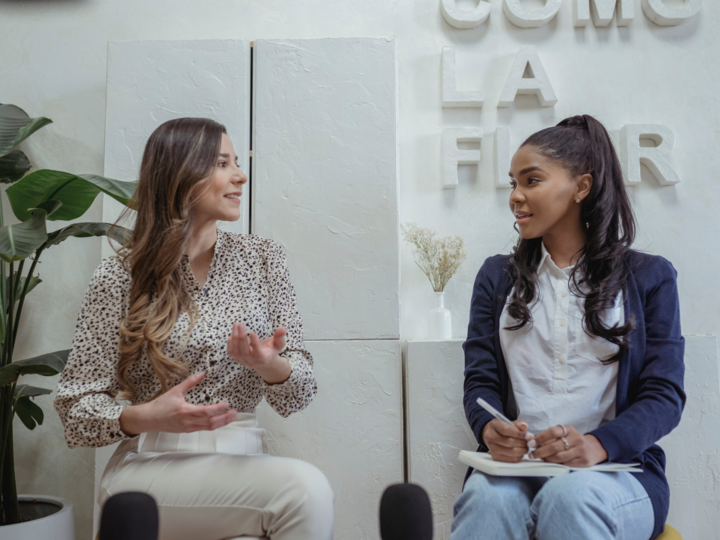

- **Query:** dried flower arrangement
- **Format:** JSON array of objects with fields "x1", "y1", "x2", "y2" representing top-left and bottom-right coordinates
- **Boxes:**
[{"x1": 401, "y1": 222, "x2": 467, "y2": 292}]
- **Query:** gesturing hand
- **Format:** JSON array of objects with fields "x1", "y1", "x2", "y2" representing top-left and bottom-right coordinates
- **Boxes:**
[
  {"x1": 482, "y1": 418, "x2": 536, "y2": 463},
  {"x1": 119, "y1": 372, "x2": 237, "y2": 436},
  {"x1": 531, "y1": 424, "x2": 608, "y2": 467},
  {"x1": 226, "y1": 323, "x2": 292, "y2": 385}
]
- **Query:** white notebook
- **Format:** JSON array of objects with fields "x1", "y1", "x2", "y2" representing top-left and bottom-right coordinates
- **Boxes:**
[{"x1": 459, "y1": 450, "x2": 643, "y2": 477}]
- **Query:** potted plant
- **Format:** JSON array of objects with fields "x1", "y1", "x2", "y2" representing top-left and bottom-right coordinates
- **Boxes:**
[{"x1": 0, "y1": 104, "x2": 136, "y2": 538}]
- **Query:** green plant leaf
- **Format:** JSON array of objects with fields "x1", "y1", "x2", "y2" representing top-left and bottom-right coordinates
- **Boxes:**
[
  {"x1": 15, "y1": 396, "x2": 44, "y2": 430},
  {"x1": 7, "y1": 170, "x2": 137, "y2": 222},
  {"x1": 0, "y1": 349, "x2": 69, "y2": 387},
  {"x1": 17, "y1": 275, "x2": 42, "y2": 296},
  {"x1": 0, "y1": 207, "x2": 49, "y2": 263},
  {"x1": 45, "y1": 222, "x2": 133, "y2": 249},
  {"x1": 0, "y1": 150, "x2": 31, "y2": 184},
  {"x1": 14, "y1": 384, "x2": 52, "y2": 399},
  {"x1": 0, "y1": 104, "x2": 52, "y2": 158}
]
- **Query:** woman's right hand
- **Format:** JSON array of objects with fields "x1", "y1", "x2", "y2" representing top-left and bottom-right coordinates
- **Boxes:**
[
  {"x1": 119, "y1": 372, "x2": 237, "y2": 436},
  {"x1": 482, "y1": 418, "x2": 535, "y2": 462}
]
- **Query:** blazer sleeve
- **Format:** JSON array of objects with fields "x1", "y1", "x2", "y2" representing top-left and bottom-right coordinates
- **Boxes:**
[
  {"x1": 463, "y1": 256, "x2": 507, "y2": 450},
  {"x1": 589, "y1": 257, "x2": 686, "y2": 462}
]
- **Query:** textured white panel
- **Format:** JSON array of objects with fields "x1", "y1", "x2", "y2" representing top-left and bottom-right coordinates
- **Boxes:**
[
  {"x1": 442, "y1": 47, "x2": 484, "y2": 108},
  {"x1": 252, "y1": 38, "x2": 399, "y2": 341},
  {"x1": 440, "y1": 0, "x2": 492, "y2": 30},
  {"x1": 502, "y1": 0, "x2": 562, "y2": 28},
  {"x1": 406, "y1": 336, "x2": 719, "y2": 540},
  {"x1": 257, "y1": 340, "x2": 403, "y2": 540},
  {"x1": 494, "y1": 127, "x2": 513, "y2": 189},
  {"x1": 443, "y1": 128, "x2": 482, "y2": 189},
  {"x1": 642, "y1": 0, "x2": 703, "y2": 26},
  {"x1": 660, "y1": 335, "x2": 720, "y2": 540},
  {"x1": 573, "y1": 0, "x2": 635, "y2": 27},
  {"x1": 619, "y1": 124, "x2": 681, "y2": 186},
  {"x1": 405, "y1": 340, "x2": 476, "y2": 540},
  {"x1": 103, "y1": 39, "x2": 252, "y2": 257},
  {"x1": 498, "y1": 47, "x2": 558, "y2": 108}
]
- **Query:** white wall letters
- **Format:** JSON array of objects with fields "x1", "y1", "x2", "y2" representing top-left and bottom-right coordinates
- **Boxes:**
[
  {"x1": 498, "y1": 47, "x2": 557, "y2": 108},
  {"x1": 441, "y1": 0, "x2": 702, "y2": 28},
  {"x1": 641, "y1": 0, "x2": 704, "y2": 26},
  {"x1": 443, "y1": 128, "x2": 483, "y2": 189},
  {"x1": 619, "y1": 124, "x2": 680, "y2": 185},
  {"x1": 573, "y1": 0, "x2": 635, "y2": 27},
  {"x1": 442, "y1": 47, "x2": 485, "y2": 108},
  {"x1": 503, "y1": 0, "x2": 562, "y2": 28},
  {"x1": 440, "y1": 0, "x2": 492, "y2": 29}
]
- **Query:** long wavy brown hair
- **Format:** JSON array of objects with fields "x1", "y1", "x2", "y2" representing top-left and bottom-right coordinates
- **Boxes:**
[
  {"x1": 114, "y1": 117, "x2": 226, "y2": 400},
  {"x1": 505, "y1": 115, "x2": 636, "y2": 363}
]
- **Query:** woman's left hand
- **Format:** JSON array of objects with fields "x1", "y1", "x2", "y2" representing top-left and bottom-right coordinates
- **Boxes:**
[
  {"x1": 531, "y1": 425, "x2": 608, "y2": 467},
  {"x1": 227, "y1": 323, "x2": 292, "y2": 384}
]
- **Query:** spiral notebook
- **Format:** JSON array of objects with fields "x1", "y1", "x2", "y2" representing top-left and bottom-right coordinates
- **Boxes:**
[{"x1": 459, "y1": 450, "x2": 643, "y2": 477}]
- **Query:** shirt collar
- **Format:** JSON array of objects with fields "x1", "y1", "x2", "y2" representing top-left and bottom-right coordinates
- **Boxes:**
[{"x1": 539, "y1": 242, "x2": 574, "y2": 277}]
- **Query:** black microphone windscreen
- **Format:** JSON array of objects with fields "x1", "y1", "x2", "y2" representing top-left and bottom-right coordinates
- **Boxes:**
[
  {"x1": 99, "y1": 491, "x2": 159, "y2": 540},
  {"x1": 379, "y1": 483, "x2": 433, "y2": 540}
]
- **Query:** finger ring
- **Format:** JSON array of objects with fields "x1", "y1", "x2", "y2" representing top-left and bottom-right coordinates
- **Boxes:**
[
  {"x1": 558, "y1": 424, "x2": 568, "y2": 438},
  {"x1": 561, "y1": 436, "x2": 570, "y2": 450}
]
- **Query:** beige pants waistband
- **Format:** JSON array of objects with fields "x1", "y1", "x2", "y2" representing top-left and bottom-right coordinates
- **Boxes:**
[{"x1": 139, "y1": 412, "x2": 267, "y2": 455}]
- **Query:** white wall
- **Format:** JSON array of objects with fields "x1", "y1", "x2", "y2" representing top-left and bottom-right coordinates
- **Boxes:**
[{"x1": 2, "y1": 1, "x2": 719, "y2": 539}]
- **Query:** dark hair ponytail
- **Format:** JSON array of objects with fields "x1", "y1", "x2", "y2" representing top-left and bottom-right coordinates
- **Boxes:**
[{"x1": 506, "y1": 115, "x2": 636, "y2": 362}]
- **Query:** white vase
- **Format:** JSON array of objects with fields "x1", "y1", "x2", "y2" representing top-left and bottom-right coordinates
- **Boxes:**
[
  {"x1": 427, "y1": 291, "x2": 452, "y2": 340},
  {"x1": 1, "y1": 495, "x2": 74, "y2": 540}
]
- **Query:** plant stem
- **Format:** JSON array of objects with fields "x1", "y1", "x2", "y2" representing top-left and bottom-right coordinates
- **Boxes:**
[
  {"x1": 12, "y1": 249, "x2": 42, "y2": 347},
  {"x1": 3, "y1": 262, "x2": 14, "y2": 369},
  {"x1": 0, "y1": 194, "x2": 5, "y2": 355},
  {"x1": 0, "y1": 402, "x2": 19, "y2": 525}
]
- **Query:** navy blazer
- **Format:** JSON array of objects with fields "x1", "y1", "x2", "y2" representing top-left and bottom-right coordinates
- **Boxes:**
[{"x1": 462, "y1": 250, "x2": 685, "y2": 539}]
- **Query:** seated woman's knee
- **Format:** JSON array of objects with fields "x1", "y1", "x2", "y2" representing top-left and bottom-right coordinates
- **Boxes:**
[
  {"x1": 535, "y1": 472, "x2": 605, "y2": 514},
  {"x1": 281, "y1": 459, "x2": 334, "y2": 510},
  {"x1": 457, "y1": 473, "x2": 526, "y2": 514}
]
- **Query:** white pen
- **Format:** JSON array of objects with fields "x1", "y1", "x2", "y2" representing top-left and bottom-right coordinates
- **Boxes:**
[{"x1": 476, "y1": 397, "x2": 537, "y2": 450}]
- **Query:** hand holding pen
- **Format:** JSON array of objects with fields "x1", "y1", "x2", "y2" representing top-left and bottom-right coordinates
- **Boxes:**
[{"x1": 477, "y1": 398, "x2": 537, "y2": 463}]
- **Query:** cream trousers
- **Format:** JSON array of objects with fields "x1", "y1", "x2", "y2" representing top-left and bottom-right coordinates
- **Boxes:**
[{"x1": 99, "y1": 413, "x2": 334, "y2": 540}]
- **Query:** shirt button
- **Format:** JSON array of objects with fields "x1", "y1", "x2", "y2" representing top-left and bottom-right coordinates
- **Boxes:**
[
  {"x1": 559, "y1": 319, "x2": 566, "y2": 327},
  {"x1": 558, "y1": 355, "x2": 565, "y2": 364},
  {"x1": 561, "y1": 290, "x2": 567, "y2": 298}
]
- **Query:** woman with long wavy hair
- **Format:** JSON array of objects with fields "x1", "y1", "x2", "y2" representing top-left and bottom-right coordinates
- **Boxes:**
[
  {"x1": 54, "y1": 118, "x2": 333, "y2": 540},
  {"x1": 451, "y1": 115, "x2": 685, "y2": 540}
]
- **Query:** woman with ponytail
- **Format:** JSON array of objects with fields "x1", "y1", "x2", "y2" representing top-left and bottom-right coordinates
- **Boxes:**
[
  {"x1": 54, "y1": 118, "x2": 333, "y2": 540},
  {"x1": 451, "y1": 115, "x2": 684, "y2": 540}
]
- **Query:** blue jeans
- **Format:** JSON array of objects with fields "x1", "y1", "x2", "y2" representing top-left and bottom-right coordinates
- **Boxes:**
[{"x1": 451, "y1": 470, "x2": 654, "y2": 540}]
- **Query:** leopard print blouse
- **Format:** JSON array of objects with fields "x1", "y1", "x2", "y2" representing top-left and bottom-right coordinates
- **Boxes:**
[{"x1": 54, "y1": 230, "x2": 316, "y2": 448}]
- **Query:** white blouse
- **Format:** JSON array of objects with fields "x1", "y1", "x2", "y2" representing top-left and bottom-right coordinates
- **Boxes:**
[
  {"x1": 499, "y1": 244, "x2": 623, "y2": 435},
  {"x1": 54, "y1": 230, "x2": 316, "y2": 448}
]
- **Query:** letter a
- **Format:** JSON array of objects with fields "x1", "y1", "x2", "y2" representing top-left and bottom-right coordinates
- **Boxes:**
[{"x1": 498, "y1": 47, "x2": 557, "y2": 108}]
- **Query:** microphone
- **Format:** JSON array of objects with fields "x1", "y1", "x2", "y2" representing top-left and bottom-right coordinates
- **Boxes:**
[
  {"x1": 379, "y1": 483, "x2": 434, "y2": 540},
  {"x1": 99, "y1": 492, "x2": 159, "y2": 540}
]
